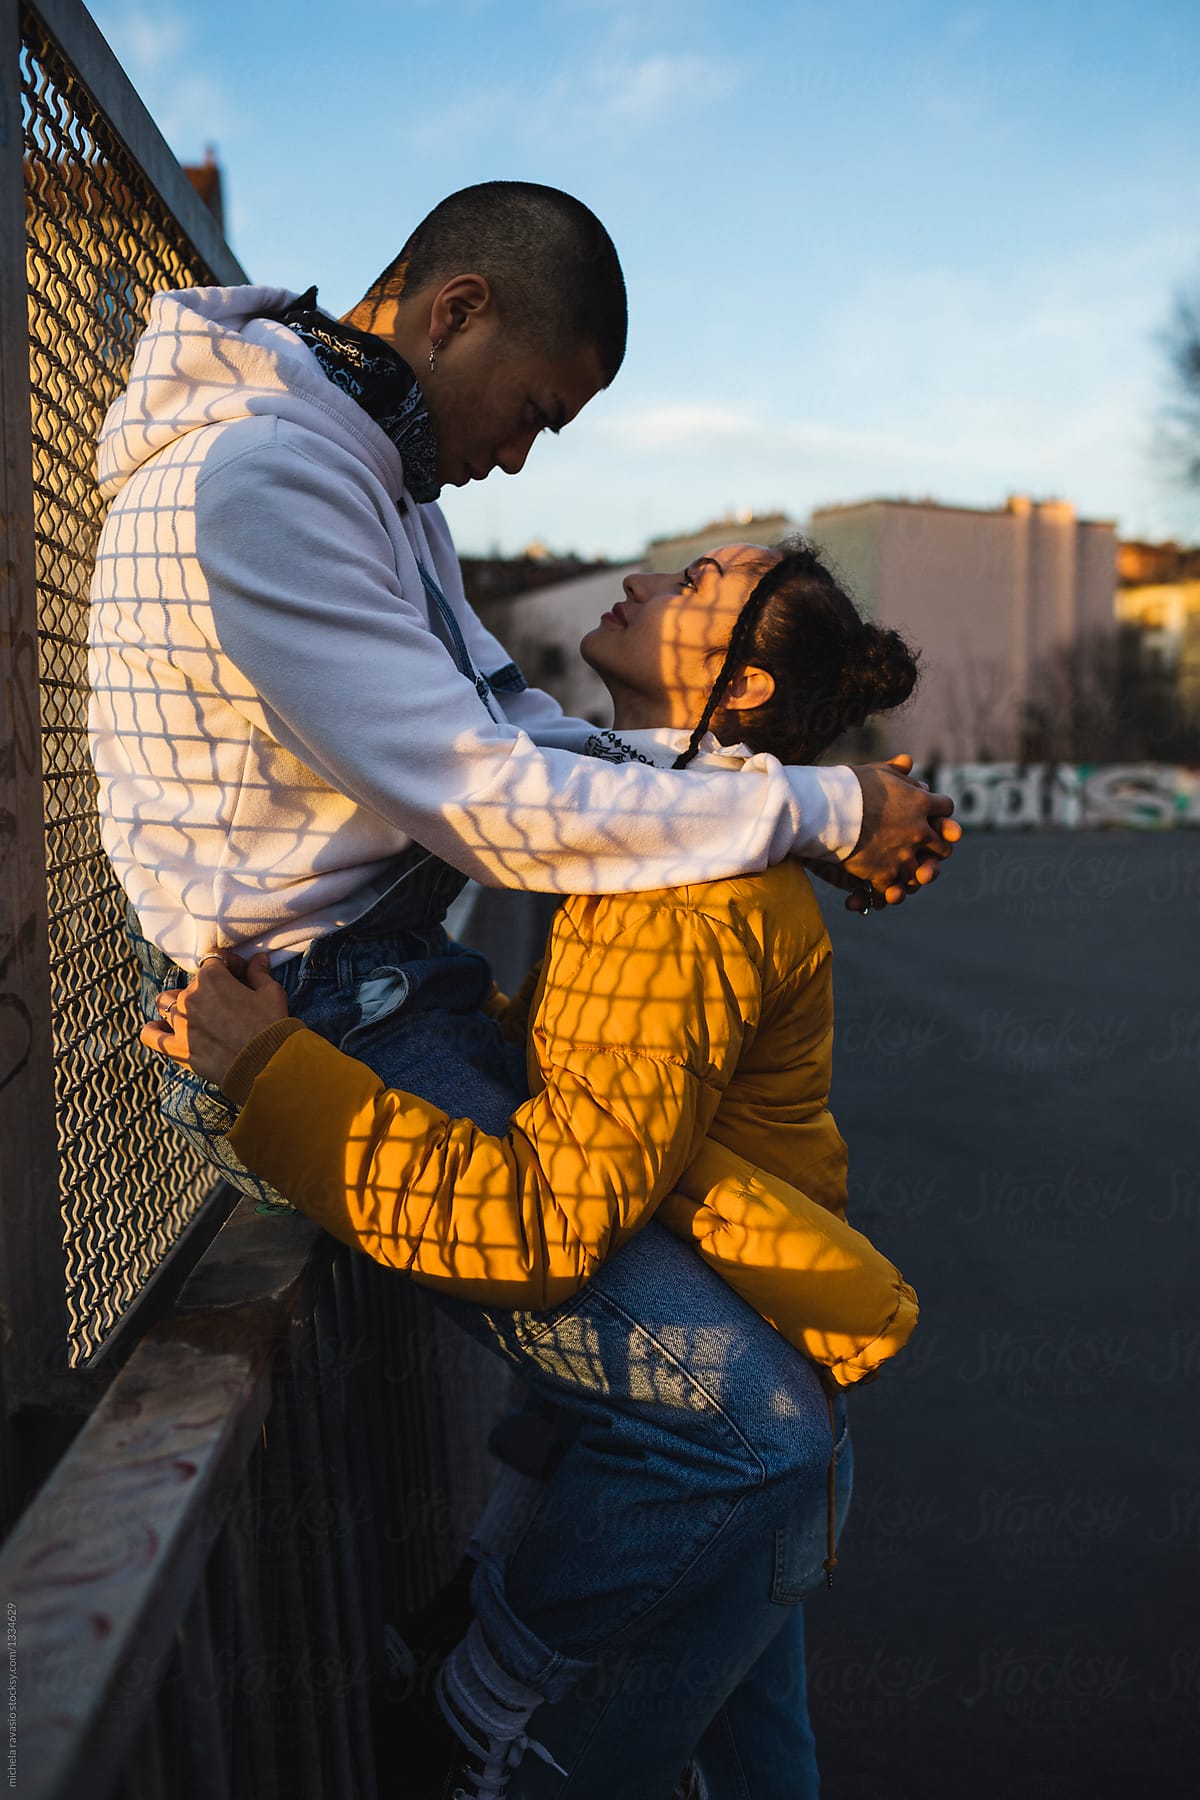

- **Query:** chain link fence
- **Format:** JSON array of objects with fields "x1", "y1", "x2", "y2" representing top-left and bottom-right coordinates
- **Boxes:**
[{"x1": 3, "y1": 0, "x2": 246, "y2": 1374}]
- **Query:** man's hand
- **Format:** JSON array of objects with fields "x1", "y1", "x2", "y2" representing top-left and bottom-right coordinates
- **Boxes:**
[
  {"x1": 140, "y1": 952, "x2": 290, "y2": 1089},
  {"x1": 803, "y1": 857, "x2": 891, "y2": 912},
  {"x1": 836, "y1": 755, "x2": 962, "y2": 908}
]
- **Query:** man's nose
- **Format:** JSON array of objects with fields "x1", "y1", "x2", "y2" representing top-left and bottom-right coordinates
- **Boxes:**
[{"x1": 497, "y1": 429, "x2": 539, "y2": 477}]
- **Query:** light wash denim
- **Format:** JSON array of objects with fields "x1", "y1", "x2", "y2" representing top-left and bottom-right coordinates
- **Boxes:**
[
  {"x1": 129, "y1": 847, "x2": 851, "y2": 1785},
  {"x1": 512, "y1": 1405, "x2": 851, "y2": 1799},
  {"x1": 126, "y1": 846, "x2": 515, "y2": 1202}
]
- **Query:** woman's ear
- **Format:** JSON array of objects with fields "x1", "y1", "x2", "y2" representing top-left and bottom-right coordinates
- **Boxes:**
[{"x1": 720, "y1": 664, "x2": 775, "y2": 714}]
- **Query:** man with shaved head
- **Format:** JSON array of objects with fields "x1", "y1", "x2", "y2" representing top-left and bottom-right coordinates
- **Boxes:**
[{"x1": 91, "y1": 178, "x2": 956, "y2": 1797}]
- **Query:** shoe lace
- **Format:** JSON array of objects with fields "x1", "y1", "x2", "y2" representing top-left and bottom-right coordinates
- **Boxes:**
[
  {"x1": 436, "y1": 1660, "x2": 567, "y2": 1800},
  {"x1": 450, "y1": 1726, "x2": 566, "y2": 1800}
]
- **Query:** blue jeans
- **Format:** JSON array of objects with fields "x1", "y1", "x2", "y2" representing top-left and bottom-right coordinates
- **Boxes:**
[
  {"x1": 126, "y1": 848, "x2": 518, "y2": 1204},
  {"x1": 129, "y1": 849, "x2": 850, "y2": 1784},
  {"x1": 510, "y1": 1380, "x2": 852, "y2": 1800}
]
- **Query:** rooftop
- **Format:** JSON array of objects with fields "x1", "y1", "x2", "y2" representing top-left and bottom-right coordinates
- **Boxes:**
[{"x1": 811, "y1": 493, "x2": 1116, "y2": 529}]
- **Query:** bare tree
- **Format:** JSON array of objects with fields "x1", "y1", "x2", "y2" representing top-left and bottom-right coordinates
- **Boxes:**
[
  {"x1": 1162, "y1": 277, "x2": 1200, "y2": 492},
  {"x1": 1023, "y1": 627, "x2": 1200, "y2": 763},
  {"x1": 940, "y1": 655, "x2": 1014, "y2": 762}
]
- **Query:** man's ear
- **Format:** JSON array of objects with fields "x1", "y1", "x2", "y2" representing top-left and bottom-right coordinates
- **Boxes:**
[
  {"x1": 720, "y1": 665, "x2": 775, "y2": 714},
  {"x1": 428, "y1": 272, "x2": 493, "y2": 343}
]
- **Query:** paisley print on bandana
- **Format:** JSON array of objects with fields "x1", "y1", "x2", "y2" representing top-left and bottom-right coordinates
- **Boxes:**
[{"x1": 267, "y1": 286, "x2": 441, "y2": 502}]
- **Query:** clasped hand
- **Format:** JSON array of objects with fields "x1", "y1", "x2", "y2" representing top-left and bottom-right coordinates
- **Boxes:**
[{"x1": 807, "y1": 754, "x2": 961, "y2": 912}]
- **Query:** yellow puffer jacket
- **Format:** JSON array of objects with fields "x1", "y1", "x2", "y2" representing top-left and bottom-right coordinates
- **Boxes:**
[{"x1": 226, "y1": 858, "x2": 918, "y2": 1387}]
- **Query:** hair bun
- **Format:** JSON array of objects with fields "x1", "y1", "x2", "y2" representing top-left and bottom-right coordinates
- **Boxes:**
[{"x1": 843, "y1": 626, "x2": 918, "y2": 717}]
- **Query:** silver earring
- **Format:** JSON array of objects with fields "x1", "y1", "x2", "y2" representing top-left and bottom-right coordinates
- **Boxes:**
[{"x1": 429, "y1": 338, "x2": 443, "y2": 374}]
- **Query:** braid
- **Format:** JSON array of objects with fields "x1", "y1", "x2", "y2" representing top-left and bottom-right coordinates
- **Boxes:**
[
  {"x1": 671, "y1": 569, "x2": 782, "y2": 770},
  {"x1": 672, "y1": 536, "x2": 918, "y2": 770}
]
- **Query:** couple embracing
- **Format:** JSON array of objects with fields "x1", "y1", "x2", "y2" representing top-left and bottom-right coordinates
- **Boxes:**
[{"x1": 90, "y1": 180, "x2": 958, "y2": 1799}]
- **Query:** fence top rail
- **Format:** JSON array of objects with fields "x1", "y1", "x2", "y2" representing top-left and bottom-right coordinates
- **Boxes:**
[
  {"x1": 0, "y1": 1203, "x2": 326, "y2": 1800},
  {"x1": 28, "y1": 0, "x2": 247, "y2": 288}
]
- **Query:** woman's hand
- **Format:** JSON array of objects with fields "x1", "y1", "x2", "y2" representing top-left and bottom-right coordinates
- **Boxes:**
[{"x1": 140, "y1": 952, "x2": 290, "y2": 1090}]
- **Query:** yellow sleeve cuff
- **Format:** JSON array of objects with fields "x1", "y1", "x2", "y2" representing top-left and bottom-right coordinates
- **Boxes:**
[{"x1": 221, "y1": 1016, "x2": 311, "y2": 1107}]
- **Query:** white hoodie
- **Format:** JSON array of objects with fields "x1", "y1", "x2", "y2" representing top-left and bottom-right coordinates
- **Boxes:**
[{"x1": 88, "y1": 286, "x2": 862, "y2": 968}]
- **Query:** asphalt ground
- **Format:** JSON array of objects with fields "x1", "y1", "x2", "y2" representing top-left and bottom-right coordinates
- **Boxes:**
[
  {"x1": 804, "y1": 830, "x2": 1199, "y2": 1800},
  {"x1": 465, "y1": 831, "x2": 1199, "y2": 1798}
]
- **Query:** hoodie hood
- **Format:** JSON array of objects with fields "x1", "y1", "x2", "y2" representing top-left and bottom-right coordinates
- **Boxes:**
[{"x1": 96, "y1": 285, "x2": 406, "y2": 501}]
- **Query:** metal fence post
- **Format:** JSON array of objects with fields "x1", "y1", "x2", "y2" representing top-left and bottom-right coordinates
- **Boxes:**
[{"x1": 0, "y1": 0, "x2": 72, "y2": 1413}]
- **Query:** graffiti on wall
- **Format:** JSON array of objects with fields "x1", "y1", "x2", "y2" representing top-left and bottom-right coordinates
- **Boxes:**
[{"x1": 911, "y1": 764, "x2": 1200, "y2": 830}]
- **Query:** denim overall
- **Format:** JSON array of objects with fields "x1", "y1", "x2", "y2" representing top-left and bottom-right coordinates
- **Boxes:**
[{"x1": 128, "y1": 563, "x2": 850, "y2": 1798}]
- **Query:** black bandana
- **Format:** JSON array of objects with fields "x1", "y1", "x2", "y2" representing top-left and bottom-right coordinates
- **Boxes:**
[{"x1": 267, "y1": 286, "x2": 440, "y2": 502}]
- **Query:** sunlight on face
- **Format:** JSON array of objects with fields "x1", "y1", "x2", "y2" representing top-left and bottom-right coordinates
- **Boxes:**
[{"x1": 580, "y1": 542, "x2": 781, "y2": 734}]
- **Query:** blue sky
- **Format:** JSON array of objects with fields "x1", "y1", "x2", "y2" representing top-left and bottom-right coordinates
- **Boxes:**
[{"x1": 91, "y1": 0, "x2": 1199, "y2": 557}]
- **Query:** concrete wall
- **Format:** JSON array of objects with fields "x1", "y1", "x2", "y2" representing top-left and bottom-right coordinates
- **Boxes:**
[
  {"x1": 643, "y1": 513, "x2": 796, "y2": 573},
  {"x1": 1077, "y1": 522, "x2": 1120, "y2": 637},
  {"x1": 810, "y1": 498, "x2": 1118, "y2": 762},
  {"x1": 477, "y1": 564, "x2": 639, "y2": 726},
  {"x1": 482, "y1": 500, "x2": 1120, "y2": 762}
]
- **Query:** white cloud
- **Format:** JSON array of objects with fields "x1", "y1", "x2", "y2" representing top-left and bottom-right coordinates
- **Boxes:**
[
  {"x1": 582, "y1": 50, "x2": 741, "y2": 121},
  {"x1": 602, "y1": 404, "x2": 762, "y2": 450},
  {"x1": 402, "y1": 47, "x2": 742, "y2": 155},
  {"x1": 116, "y1": 10, "x2": 188, "y2": 73},
  {"x1": 944, "y1": 6, "x2": 991, "y2": 43},
  {"x1": 442, "y1": 224, "x2": 1200, "y2": 554},
  {"x1": 402, "y1": 89, "x2": 515, "y2": 156},
  {"x1": 600, "y1": 404, "x2": 937, "y2": 467},
  {"x1": 90, "y1": 4, "x2": 232, "y2": 154}
]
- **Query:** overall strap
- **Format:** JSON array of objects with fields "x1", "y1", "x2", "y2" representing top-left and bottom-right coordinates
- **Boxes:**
[{"x1": 418, "y1": 561, "x2": 502, "y2": 723}]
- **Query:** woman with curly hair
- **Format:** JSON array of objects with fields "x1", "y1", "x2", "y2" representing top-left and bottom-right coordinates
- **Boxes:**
[{"x1": 147, "y1": 537, "x2": 927, "y2": 1800}]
